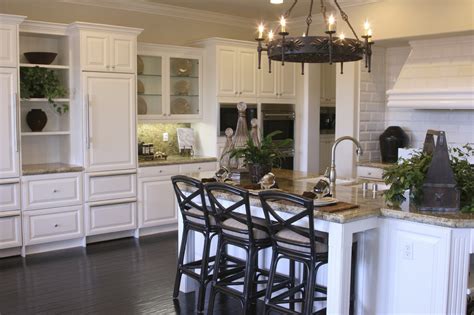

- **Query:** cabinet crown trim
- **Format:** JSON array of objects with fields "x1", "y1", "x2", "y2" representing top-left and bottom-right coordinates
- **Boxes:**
[
  {"x1": 20, "y1": 20, "x2": 69, "y2": 35},
  {"x1": 0, "y1": 14, "x2": 26, "y2": 24},
  {"x1": 68, "y1": 22, "x2": 143, "y2": 35}
]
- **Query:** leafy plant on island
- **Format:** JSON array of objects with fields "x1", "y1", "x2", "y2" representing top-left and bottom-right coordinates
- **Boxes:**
[
  {"x1": 383, "y1": 144, "x2": 474, "y2": 212},
  {"x1": 230, "y1": 130, "x2": 293, "y2": 168},
  {"x1": 20, "y1": 66, "x2": 69, "y2": 115}
]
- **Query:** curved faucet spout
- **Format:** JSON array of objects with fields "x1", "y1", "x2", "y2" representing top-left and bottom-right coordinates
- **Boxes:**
[{"x1": 329, "y1": 136, "x2": 363, "y2": 194}]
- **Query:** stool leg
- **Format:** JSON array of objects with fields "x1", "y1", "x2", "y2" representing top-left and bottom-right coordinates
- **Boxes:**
[
  {"x1": 197, "y1": 232, "x2": 211, "y2": 313},
  {"x1": 242, "y1": 246, "x2": 257, "y2": 314},
  {"x1": 264, "y1": 251, "x2": 279, "y2": 314},
  {"x1": 303, "y1": 261, "x2": 316, "y2": 315},
  {"x1": 173, "y1": 225, "x2": 189, "y2": 298},
  {"x1": 207, "y1": 237, "x2": 224, "y2": 315},
  {"x1": 289, "y1": 259, "x2": 296, "y2": 311}
]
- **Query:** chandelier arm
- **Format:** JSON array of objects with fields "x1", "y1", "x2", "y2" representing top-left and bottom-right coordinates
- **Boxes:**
[
  {"x1": 284, "y1": 0, "x2": 298, "y2": 18},
  {"x1": 305, "y1": 0, "x2": 314, "y2": 36},
  {"x1": 333, "y1": 0, "x2": 359, "y2": 41},
  {"x1": 320, "y1": 0, "x2": 327, "y2": 24}
]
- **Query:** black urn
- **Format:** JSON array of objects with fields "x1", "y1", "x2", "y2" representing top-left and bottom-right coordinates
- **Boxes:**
[
  {"x1": 379, "y1": 126, "x2": 408, "y2": 163},
  {"x1": 26, "y1": 109, "x2": 48, "y2": 132}
]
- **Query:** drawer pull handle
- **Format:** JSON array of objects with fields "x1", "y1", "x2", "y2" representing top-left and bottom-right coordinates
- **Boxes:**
[
  {"x1": 54, "y1": 224, "x2": 59, "y2": 228},
  {"x1": 159, "y1": 170, "x2": 163, "y2": 173},
  {"x1": 368, "y1": 172, "x2": 372, "y2": 175}
]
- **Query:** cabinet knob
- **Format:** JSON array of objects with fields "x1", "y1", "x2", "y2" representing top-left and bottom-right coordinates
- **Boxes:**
[
  {"x1": 53, "y1": 189, "x2": 59, "y2": 193},
  {"x1": 54, "y1": 224, "x2": 59, "y2": 228},
  {"x1": 112, "y1": 65, "x2": 116, "y2": 69},
  {"x1": 239, "y1": 92, "x2": 242, "y2": 95},
  {"x1": 159, "y1": 170, "x2": 163, "y2": 173}
]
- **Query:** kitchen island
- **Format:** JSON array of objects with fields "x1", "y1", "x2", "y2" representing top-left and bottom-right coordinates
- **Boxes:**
[{"x1": 178, "y1": 169, "x2": 474, "y2": 314}]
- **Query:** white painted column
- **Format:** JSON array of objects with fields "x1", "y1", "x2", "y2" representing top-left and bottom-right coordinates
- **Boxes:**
[
  {"x1": 335, "y1": 61, "x2": 361, "y2": 179},
  {"x1": 447, "y1": 228, "x2": 471, "y2": 314}
]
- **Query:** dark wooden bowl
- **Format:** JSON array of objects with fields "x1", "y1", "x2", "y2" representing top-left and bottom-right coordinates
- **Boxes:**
[{"x1": 24, "y1": 52, "x2": 58, "y2": 65}]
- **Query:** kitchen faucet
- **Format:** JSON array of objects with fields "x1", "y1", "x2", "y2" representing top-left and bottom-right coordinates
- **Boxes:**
[{"x1": 328, "y1": 136, "x2": 363, "y2": 194}]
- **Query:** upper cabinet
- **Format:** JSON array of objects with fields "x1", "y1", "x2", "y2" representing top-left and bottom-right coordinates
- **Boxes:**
[
  {"x1": 217, "y1": 46, "x2": 257, "y2": 98},
  {"x1": 320, "y1": 63, "x2": 336, "y2": 106},
  {"x1": 137, "y1": 43, "x2": 203, "y2": 122},
  {"x1": 0, "y1": 15, "x2": 25, "y2": 68},
  {"x1": 69, "y1": 23, "x2": 142, "y2": 73},
  {"x1": 258, "y1": 52, "x2": 296, "y2": 99}
]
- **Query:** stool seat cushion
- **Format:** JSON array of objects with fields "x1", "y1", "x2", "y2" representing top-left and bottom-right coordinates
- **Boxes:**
[
  {"x1": 275, "y1": 229, "x2": 328, "y2": 253},
  {"x1": 221, "y1": 217, "x2": 269, "y2": 240},
  {"x1": 186, "y1": 207, "x2": 216, "y2": 225}
]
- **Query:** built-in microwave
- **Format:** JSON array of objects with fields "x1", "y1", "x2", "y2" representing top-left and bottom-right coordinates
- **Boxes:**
[{"x1": 219, "y1": 103, "x2": 257, "y2": 136}]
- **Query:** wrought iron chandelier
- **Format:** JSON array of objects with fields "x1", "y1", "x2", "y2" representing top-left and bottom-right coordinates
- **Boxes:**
[{"x1": 256, "y1": 0, "x2": 374, "y2": 74}]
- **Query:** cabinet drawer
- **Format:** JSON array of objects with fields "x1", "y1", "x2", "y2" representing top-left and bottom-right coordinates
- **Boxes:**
[
  {"x1": 138, "y1": 165, "x2": 180, "y2": 178},
  {"x1": 22, "y1": 173, "x2": 82, "y2": 210},
  {"x1": 23, "y1": 206, "x2": 83, "y2": 245},
  {"x1": 180, "y1": 162, "x2": 216, "y2": 173},
  {"x1": 357, "y1": 166, "x2": 384, "y2": 180},
  {"x1": 86, "y1": 172, "x2": 136, "y2": 202},
  {"x1": 86, "y1": 201, "x2": 137, "y2": 236},
  {"x1": 0, "y1": 182, "x2": 20, "y2": 211},
  {"x1": 0, "y1": 215, "x2": 22, "y2": 249}
]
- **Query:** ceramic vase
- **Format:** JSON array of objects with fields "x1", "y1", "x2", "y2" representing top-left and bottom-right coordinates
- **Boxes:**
[{"x1": 26, "y1": 109, "x2": 47, "y2": 132}]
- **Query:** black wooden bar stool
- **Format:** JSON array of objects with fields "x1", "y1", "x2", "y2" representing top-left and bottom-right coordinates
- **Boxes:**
[
  {"x1": 171, "y1": 175, "x2": 238, "y2": 313},
  {"x1": 205, "y1": 182, "x2": 290, "y2": 314},
  {"x1": 259, "y1": 190, "x2": 329, "y2": 315}
]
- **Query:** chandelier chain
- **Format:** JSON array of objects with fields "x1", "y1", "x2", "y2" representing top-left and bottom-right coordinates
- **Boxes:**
[
  {"x1": 333, "y1": 0, "x2": 359, "y2": 40},
  {"x1": 305, "y1": 0, "x2": 314, "y2": 36},
  {"x1": 320, "y1": 0, "x2": 327, "y2": 24}
]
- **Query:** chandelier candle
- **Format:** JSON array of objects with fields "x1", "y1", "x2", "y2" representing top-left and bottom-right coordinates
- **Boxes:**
[{"x1": 255, "y1": 0, "x2": 375, "y2": 73}]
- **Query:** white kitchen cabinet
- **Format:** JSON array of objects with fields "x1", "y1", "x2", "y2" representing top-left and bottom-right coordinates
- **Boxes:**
[
  {"x1": 85, "y1": 201, "x2": 137, "y2": 236},
  {"x1": 80, "y1": 31, "x2": 136, "y2": 73},
  {"x1": 258, "y1": 52, "x2": 296, "y2": 99},
  {"x1": 320, "y1": 63, "x2": 336, "y2": 106},
  {"x1": 0, "y1": 15, "x2": 24, "y2": 67},
  {"x1": 0, "y1": 214, "x2": 22, "y2": 249},
  {"x1": 23, "y1": 206, "x2": 83, "y2": 245},
  {"x1": 0, "y1": 180, "x2": 20, "y2": 211},
  {"x1": 85, "y1": 171, "x2": 136, "y2": 202},
  {"x1": 0, "y1": 67, "x2": 19, "y2": 179},
  {"x1": 83, "y1": 72, "x2": 137, "y2": 172},
  {"x1": 217, "y1": 46, "x2": 257, "y2": 98},
  {"x1": 139, "y1": 177, "x2": 176, "y2": 228}
]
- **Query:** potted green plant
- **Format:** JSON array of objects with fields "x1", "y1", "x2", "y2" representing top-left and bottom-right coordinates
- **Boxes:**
[
  {"x1": 383, "y1": 144, "x2": 474, "y2": 212},
  {"x1": 230, "y1": 130, "x2": 292, "y2": 183},
  {"x1": 20, "y1": 66, "x2": 69, "y2": 114}
]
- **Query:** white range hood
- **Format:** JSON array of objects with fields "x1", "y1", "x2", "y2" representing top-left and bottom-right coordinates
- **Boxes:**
[{"x1": 387, "y1": 35, "x2": 474, "y2": 110}]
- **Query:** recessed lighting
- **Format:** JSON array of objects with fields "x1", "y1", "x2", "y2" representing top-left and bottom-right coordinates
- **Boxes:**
[{"x1": 270, "y1": 0, "x2": 284, "y2": 4}]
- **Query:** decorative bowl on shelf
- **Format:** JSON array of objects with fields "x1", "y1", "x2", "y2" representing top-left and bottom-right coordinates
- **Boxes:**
[
  {"x1": 171, "y1": 98, "x2": 191, "y2": 114},
  {"x1": 174, "y1": 80, "x2": 190, "y2": 95},
  {"x1": 137, "y1": 56, "x2": 144, "y2": 74},
  {"x1": 137, "y1": 79, "x2": 145, "y2": 94},
  {"x1": 137, "y1": 96, "x2": 148, "y2": 115},
  {"x1": 172, "y1": 59, "x2": 193, "y2": 76},
  {"x1": 24, "y1": 52, "x2": 58, "y2": 65}
]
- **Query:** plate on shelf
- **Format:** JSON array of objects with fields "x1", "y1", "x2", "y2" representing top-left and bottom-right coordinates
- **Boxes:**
[
  {"x1": 172, "y1": 59, "x2": 193, "y2": 76},
  {"x1": 313, "y1": 197, "x2": 338, "y2": 207},
  {"x1": 171, "y1": 97, "x2": 191, "y2": 114},
  {"x1": 137, "y1": 79, "x2": 145, "y2": 94},
  {"x1": 137, "y1": 56, "x2": 144, "y2": 74},
  {"x1": 137, "y1": 96, "x2": 148, "y2": 115},
  {"x1": 174, "y1": 80, "x2": 190, "y2": 95}
]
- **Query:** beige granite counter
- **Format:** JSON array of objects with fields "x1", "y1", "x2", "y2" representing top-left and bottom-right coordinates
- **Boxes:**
[
  {"x1": 357, "y1": 161, "x2": 395, "y2": 170},
  {"x1": 22, "y1": 163, "x2": 84, "y2": 176},
  {"x1": 185, "y1": 169, "x2": 474, "y2": 228},
  {"x1": 139, "y1": 156, "x2": 217, "y2": 167}
]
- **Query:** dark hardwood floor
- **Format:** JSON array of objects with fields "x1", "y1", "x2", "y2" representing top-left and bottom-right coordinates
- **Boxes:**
[{"x1": 0, "y1": 233, "x2": 265, "y2": 315}]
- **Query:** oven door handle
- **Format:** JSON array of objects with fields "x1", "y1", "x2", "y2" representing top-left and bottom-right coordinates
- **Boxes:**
[{"x1": 263, "y1": 113, "x2": 295, "y2": 120}]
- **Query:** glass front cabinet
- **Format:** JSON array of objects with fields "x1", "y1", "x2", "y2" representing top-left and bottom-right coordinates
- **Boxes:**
[{"x1": 137, "y1": 44, "x2": 203, "y2": 121}]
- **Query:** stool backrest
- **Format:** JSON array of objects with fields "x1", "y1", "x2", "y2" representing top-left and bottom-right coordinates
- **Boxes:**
[
  {"x1": 259, "y1": 190, "x2": 317, "y2": 257},
  {"x1": 205, "y1": 182, "x2": 262, "y2": 243},
  {"x1": 171, "y1": 175, "x2": 213, "y2": 229}
]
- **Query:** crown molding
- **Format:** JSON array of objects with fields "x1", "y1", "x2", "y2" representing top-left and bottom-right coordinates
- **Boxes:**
[
  {"x1": 20, "y1": 20, "x2": 69, "y2": 35},
  {"x1": 0, "y1": 14, "x2": 26, "y2": 25},
  {"x1": 68, "y1": 22, "x2": 143, "y2": 35},
  {"x1": 60, "y1": 0, "x2": 255, "y2": 29}
]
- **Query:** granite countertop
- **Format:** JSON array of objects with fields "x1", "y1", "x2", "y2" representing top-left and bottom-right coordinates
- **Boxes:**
[
  {"x1": 357, "y1": 161, "x2": 396, "y2": 170},
  {"x1": 139, "y1": 155, "x2": 217, "y2": 167},
  {"x1": 185, "y1": 169, "x2": 474, "y2": 228},
  {"x1": 22, "y1": 163, "x2": 84, "y2": 176}
]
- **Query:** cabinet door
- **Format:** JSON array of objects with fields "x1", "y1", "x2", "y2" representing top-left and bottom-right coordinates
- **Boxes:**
[
  {"x1": 110, "y1": 35, "x2": 135, "y2": 73},
  {"x1": 84, "y1": 73, "x2": 136, "y2": 172},
  {"x1": 0, "y1": 24, "x2": 18, "y2": 67},
  {"x1": 169, "y1": 56, "x2": 201, "y2": 118},
  {"x1": 81, "y1": 31, "x2": 110, "y2": 72},
  {"x1": 0, "y1": 68, "x2": 19, "y2": 179},
  {"x1": 238, "y1": 48, "x2": 257, "y2": 97},
  {"x1": 139, "y1": 178, "x2": 176, "y2": 228},
  {"x1": 217, "y1": 46, "x2": 238, "y2": 97},
  {"x1": 86, "y1": 201, "x2": 136, "y2": 236},
  {"x1": 258, "y1": 53, "x2": 278, "y2": 98},
  {"x1": 0, "y1": 215, "x2": 22, "y2": 249},
  {"x1": 279, "y1": 63, "x2": 297, "y2": 99}
]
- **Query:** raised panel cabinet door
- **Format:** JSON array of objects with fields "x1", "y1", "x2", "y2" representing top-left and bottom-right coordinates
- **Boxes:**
[
  {"x1": 139, "y1": 178, "x2": 176, "y2": 228},
  {"x1": 81, "y1": 31, "x2": 109, "y2": 71},
  {"x1": 110, "y1": 35, "x2": 135, "y2": 73},
  {"x1": 279, "y1": 62, "x2": 297, "y2": 99},
  {"x1": 258, "y1": 52, "x2": 278, "y2": 98},
  {"x1": 86, "y1": 201, "x2": 137, "y2": 236},
  {"x1": 0, "y1": 215, "x2": 21, "y2": 249},
  {"x1": 217, "y1": 46, "x2": 238, "y2": 96},
  {"x1": 84, "y1": 73, "x2": 137, "y2": 172},
  {"x1": 238, "y1": 48, "x2": 257, "y2": 97},
  {"x1": 0, "y1": 68, "x2": 19, "y2": 179},
  {"x1": 0, "y1": 24, "x2": 18, "y2": 67}
]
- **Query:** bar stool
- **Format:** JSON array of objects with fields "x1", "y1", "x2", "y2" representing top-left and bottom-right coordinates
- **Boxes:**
[
  {"x1": 171, "y1": 175, "x2": 220, "y2": 313},
  {"x1": 205, "y1": 182, "x2": 290, "y2": 314},
  {"x1": 259, "y1": 190, "x2": 329, "y2": 315}
]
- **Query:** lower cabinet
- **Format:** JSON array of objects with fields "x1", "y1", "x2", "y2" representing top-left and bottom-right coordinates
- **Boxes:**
[
  {"x1": 139, "y1": 177, "x2": 176, "y2": 228},
  {"x1": 23, "y1": 206, "x2": 83, "y2": 246},
  {"x1": 85, "y1": 201, "x2": 137, "y2": 236},
  {"x1": 0, "y1": 214, "x2": 22, "y2": 249}
]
